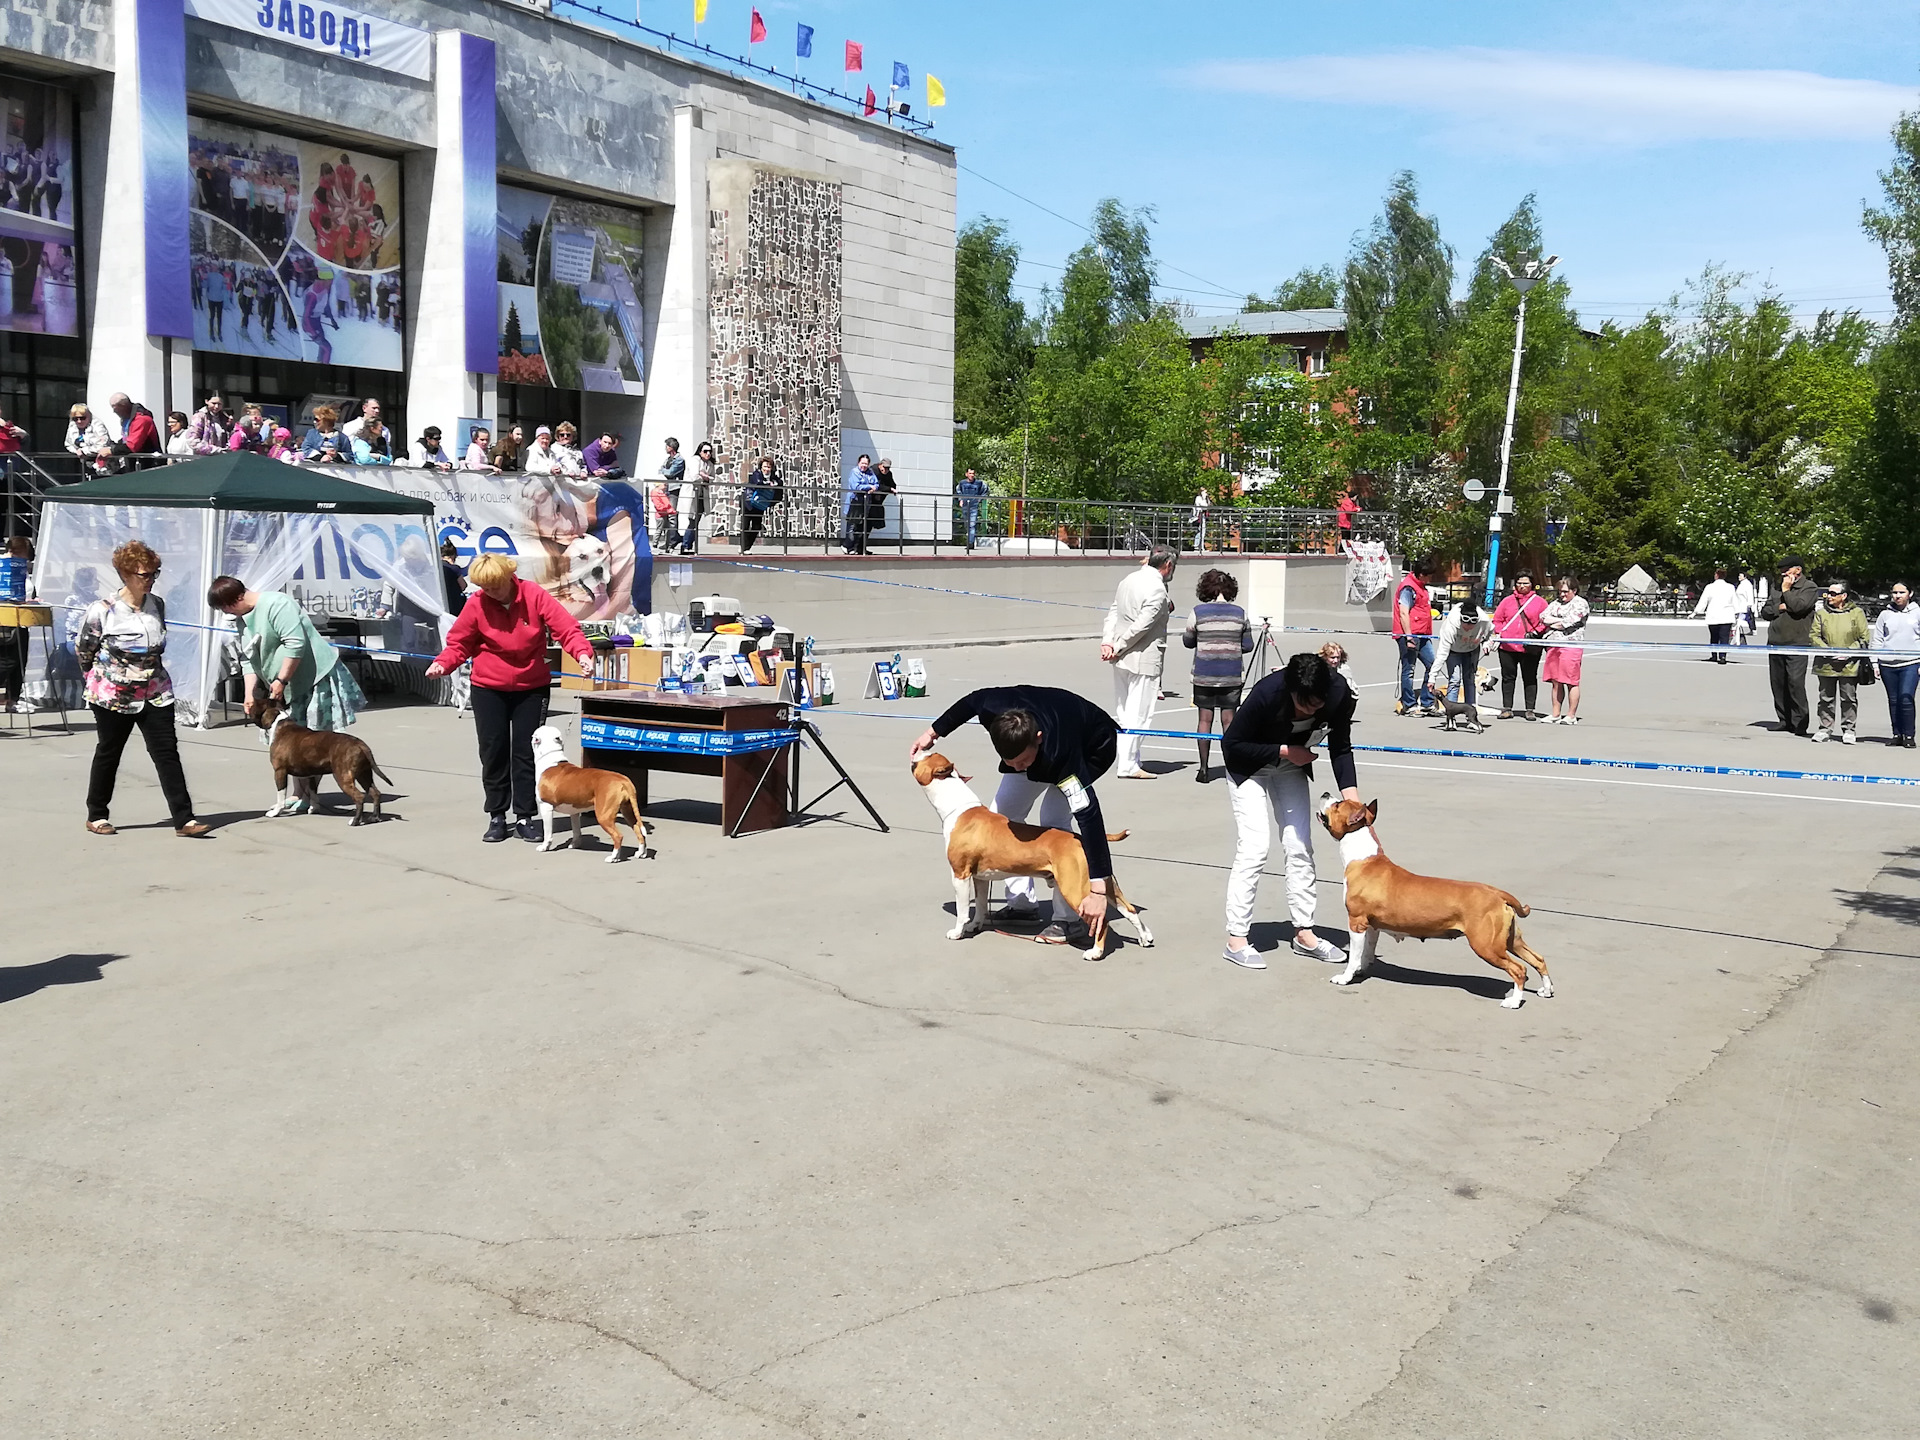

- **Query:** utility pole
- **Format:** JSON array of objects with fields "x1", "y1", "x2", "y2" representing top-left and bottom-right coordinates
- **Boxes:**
[{"x1": 1484, "y1": 254, "x2": 1557, "y2": 609}]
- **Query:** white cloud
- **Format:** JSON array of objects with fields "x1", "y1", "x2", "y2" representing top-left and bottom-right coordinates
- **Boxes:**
[{"x1": 1188, "y1": 49, "x2": 1915, "y2": 150}]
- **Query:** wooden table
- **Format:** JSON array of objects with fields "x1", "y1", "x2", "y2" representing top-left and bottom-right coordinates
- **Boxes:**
[
  {"x1": 0, "y1": 601, "x2": 69, "y2": 735},
  {"x1": 576, "y1": 688, "x2": 795, "y2": 837}
]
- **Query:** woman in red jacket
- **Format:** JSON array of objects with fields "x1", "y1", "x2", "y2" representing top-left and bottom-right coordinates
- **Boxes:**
[{"x1": 426, "y1": 554, "x2": 595, "y2": 843}]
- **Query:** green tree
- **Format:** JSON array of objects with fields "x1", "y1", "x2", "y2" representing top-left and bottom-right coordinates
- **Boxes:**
[
  {"x1": 1558, "y1": 318, "x2": 1684, "y2": 580},
  {"x1": 1201, "y1": 332, "x2": 1336, "y2": 505},
  {"x1": 1244, "y1": 265, "x2": 1340, "y2": 312},
  {"x1": 503, "y1": 301, "x2": 524, "y2": 356},
  {"x1": 952, "y1": 217, "x2": 1032, "y2": 478},
  {"x1": 1849, "y1": 105, "x2": 1920, "y2": 581},
  {"x1": 1333, "y1": 172, "x2": 1457, "y2": 515}
]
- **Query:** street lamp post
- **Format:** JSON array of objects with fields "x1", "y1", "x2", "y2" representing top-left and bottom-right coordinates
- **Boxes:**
[{"x1": 1483, "y1": 254, "x2": 1557, "y2": 608}]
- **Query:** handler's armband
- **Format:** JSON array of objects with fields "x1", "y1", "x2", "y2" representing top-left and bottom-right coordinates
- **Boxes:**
[{"x1": 1057, "y1": 774, "x2": 1092, "y2": 815}]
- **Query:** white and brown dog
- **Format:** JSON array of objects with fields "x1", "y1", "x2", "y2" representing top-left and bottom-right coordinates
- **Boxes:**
[
  {"x1": 1318, "y1": 793, "x2": 1552, "y2": 1008},
  {"x1": 911, "y1": 752, "x2": 1152, "y2": 961},
  {"x1": 531, "y1": 724, "x2": 654, "y2": 862}
]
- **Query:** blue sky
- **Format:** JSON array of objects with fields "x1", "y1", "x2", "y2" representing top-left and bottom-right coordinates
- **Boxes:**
[{"x1": 620, "y1": 0, "x2": 1920, "y2": 327}]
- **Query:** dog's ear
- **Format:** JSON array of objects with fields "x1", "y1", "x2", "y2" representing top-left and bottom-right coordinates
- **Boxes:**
[{"x1": 1364, "y1": 799, "x2": 1379, "y2": 822}]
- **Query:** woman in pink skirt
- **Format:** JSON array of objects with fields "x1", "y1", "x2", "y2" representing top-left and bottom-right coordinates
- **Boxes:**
[{"x1": 1541, "y1": 577, "x2": 1590, "y2": 724}]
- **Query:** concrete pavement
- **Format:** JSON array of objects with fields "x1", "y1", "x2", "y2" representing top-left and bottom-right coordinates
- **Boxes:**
[{"x1": 2, "y1": 635, "x2": 1914, "y2": 1437}]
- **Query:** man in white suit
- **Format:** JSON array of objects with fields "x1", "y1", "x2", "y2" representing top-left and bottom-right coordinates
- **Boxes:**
[{"x1": 1102, "y1": 544, "x2": 1177, "y2": 779}]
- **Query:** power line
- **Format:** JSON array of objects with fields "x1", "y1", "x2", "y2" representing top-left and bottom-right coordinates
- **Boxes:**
[{"x1": 958, "y1": 162, "x2": 1250, "y2": 302}]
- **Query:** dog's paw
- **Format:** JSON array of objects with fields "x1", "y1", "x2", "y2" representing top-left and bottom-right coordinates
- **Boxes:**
[
  {"x1": 1501, "y1": 991, "x2": 1526, "y2": 1009},
  {"x1": 1538, "y1": 979, "x2": 1554, "y2": 998},
  {"x1": 1330, "y1": 969, "x2": 1361, "y2": 986},
  {"x1": 540, "y1": 839, "x2": 564, "y2": 851},
  {"x1": 945, "y1": 926, "x2": 967, "y2": 940}
]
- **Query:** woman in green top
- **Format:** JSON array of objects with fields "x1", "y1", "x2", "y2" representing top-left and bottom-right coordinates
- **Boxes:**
[
  {"x1": 207, "y1": 575, "x2": 366, "y2": 733},
  {"x1": 1808, "y1": 578, "x2": 1871, "y2": 745}
]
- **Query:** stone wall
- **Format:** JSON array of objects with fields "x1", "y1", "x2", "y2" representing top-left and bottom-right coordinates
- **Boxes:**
[{"x1": 706, "y1": 162, "x2": 843, "y2": 537}]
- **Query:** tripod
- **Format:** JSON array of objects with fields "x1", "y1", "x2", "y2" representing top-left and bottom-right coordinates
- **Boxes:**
[
  {"x1": 725, "y1": 712, "x2": 889, "y2": 837},
  {"x1": 1244, "y1": 617, "x2": 1289, "y2": 686}
]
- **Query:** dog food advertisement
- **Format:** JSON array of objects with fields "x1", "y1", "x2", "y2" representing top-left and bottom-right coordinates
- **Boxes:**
[{"x1": 335, "y1": 467, "x2": 653, "y2": 621}]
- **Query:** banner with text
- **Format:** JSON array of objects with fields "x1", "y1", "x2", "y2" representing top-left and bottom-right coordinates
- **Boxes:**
[{"x1": 184, "y1": 0, "x2": 434, "y2": 80}]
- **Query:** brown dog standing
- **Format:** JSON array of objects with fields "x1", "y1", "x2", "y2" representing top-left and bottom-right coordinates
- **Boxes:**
[
  {"x1": 531, "y1": 724, "x2": 653, "y2": 862},
  {"x1": 249, "y1": 697, "x2": 390, "y2": 824},
  {"x1": 1318, "y1": 794, "x2": 1551, "y2": 1007},
  {"x1": 912, "y1": 752, "x2": 1151, "y2": 961}
]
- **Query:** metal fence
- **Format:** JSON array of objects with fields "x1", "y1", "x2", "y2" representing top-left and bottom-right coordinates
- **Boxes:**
[
  {"x1": 702, "y1": 482, "x2": 1399, "y2": 558},
  {"x1": 2, "y1": 456, "x2": 1400, "y2": 560}
]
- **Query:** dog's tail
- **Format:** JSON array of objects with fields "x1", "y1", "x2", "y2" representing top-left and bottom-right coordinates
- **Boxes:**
[
  {"x1": 1105, "y1": 829, "x2": 1130, "y2": 842},
  {"x1": 372, "y1": 764, "x2": 392, "y2": 786},
  {"x1": 613, "y1": 778, "x2": 643, "y2": 825},
  {"x1": 1499, "y1": 892, "x2": 1530, "y2": 918}
]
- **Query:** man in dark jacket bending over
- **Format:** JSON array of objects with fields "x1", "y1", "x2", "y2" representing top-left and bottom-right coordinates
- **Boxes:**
[
  {"x1": 1221, "y1": 651, "x2": 1362, "y2": 970},
  {"x1": 912, "y1": 685, "x2": 1119, "y2": 946}
]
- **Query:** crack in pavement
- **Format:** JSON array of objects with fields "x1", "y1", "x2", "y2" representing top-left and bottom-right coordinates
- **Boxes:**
[
  {"x1": 444, "y1": 1273, "x2": 825, "y2": 1439},
  {"x1": 915, "y1": 1007, "x2": 1547, "y2": 1093},
  {"x1": 717, "y1": 1204, "x2": 1320, "y2": 1390},
  {"x1": 348, "y1": 1223, "x2": 747, "y2": 1249}
]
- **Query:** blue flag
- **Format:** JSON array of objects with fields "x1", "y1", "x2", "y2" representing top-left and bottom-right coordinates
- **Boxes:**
[
  {"x1": 892, "y1": 60, "x2": 909, "y2": 89},
  {"x1": 796, "y1": 23, "x2": 813, "y2": 58}
]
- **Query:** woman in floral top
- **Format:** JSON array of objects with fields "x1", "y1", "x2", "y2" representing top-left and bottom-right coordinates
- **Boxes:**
[{"x1": 75, "y1": 540, "x2": 210, "y2": 837}]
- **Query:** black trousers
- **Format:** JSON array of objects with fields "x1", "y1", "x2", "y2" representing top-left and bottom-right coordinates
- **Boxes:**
[
  {"x1": 1708, "y1": 622, "x2": 1732, "y2": 660},
  {"x1": 88, "y1": 703, "x2": 195, "y2": 826},
  {"x1": 1498, "y1": 647, "x2": 1540, "y2": 711},
  {"x1": 471, "y1": 685, "x2": 547, "y2": 818},
  {"x1": 1770, "y1": 652, "x2": 1810, "y2": 734},
  {"x1": 739, "y1": 509, "x2": 765, "y2": 552}
]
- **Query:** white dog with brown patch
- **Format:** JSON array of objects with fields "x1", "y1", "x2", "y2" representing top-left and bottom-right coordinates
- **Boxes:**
[
  {"x1": 532, "y1": 725, "x2": 655, "y2": 862},
  {"x1": 911, "y1": 752, "x2": 1152, "y2": 961}
]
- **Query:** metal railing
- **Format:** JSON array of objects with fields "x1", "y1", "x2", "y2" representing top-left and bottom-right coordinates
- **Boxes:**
[
  {"x1": 1587, "y1": 585, "x2": 1696, "y2": 618},
  {"x1": 690, "y1": 481, "x2": 1398, "y2": 557},
  {"x1": 1, "y1": 453, "x2": 1400, "y2": 560}
]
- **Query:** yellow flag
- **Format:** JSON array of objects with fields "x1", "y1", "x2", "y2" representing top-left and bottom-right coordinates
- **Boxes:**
[
  {"x1": 693, "y1": 0, "x2": 708, "y2": 21},
  {"x1": 927, "y1": 73, "x2": 946, "y2": 107}
]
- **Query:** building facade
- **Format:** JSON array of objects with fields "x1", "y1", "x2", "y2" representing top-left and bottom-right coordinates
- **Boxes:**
[{"x1": 0, "y1": 0, "x2": 956, "y2": 523}]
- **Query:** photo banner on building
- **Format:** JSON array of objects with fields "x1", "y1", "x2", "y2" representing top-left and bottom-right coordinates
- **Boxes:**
[
  {"x1": 0, "y1": 74, "x2": 79, "y2": 338},
  {"x1": 316, "y1": 464, "x2": 656, "y2": 620},
  {"x1": 495, "y1": 183, "x2": 645, "y2": 394},
  {"x1": 183, "y1": 0, "x2": 435, "y2": 81},
  {"x1": 188, "y1": 115, "x2": 404, "y2": 371}
]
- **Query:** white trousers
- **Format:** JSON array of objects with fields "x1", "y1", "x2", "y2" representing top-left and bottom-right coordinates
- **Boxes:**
[
  {"x1": 992, "y1": 771, "x2": 1073, "y2": 919},
  {"x1": 1112, "y1": 667, "x2": 1157, "y2": 773},
  {"x1": 1225, "y1": 763, "x2": 1320, "y2": 936}
]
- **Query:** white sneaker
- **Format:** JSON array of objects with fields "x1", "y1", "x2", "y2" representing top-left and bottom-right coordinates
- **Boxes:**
[
  {"x1": 1841, "y1": 731, "x2": 1857, "y2": 745},
  {"x1": 1223, "y1": 943, "x2": 1268, "y2": 970},
  {"x1": 1811, "y1": 729, "x2": 1829, "y2": 743}
]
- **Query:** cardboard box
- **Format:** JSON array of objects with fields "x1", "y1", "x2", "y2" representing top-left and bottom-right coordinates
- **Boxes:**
[{"x1": 559, "y1": 647, "x2": 667, "y2": 691}]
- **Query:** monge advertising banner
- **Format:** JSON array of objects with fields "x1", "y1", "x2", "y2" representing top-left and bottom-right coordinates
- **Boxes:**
[
  {"x1": 185, "y1": 0, "x2": 435, "y2": 80},
  {"x1": 330, "y1": 465, "x2": 656, "y2": 621}
]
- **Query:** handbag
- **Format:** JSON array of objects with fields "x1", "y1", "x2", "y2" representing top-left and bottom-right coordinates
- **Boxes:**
[{"x1": 1857, "y1": 655, "x2": 1877, "y2": 686}]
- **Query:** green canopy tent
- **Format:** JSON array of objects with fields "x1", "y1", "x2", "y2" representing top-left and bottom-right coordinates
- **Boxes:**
[{"x1": 34, "y1": 454, "x2": 442, "y2": 726}]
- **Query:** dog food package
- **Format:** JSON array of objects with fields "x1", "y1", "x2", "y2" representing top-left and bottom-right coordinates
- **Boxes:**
[
  {"x1": 904, "y1": 659, "x2": 927, "y2": 697},
  {"x1": 818, "y1": 664, "x2": 836, "y2": 705}
]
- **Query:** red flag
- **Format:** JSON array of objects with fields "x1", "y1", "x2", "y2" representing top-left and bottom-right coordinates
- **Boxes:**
[
  {"x1": 864, "y1": 85, "x2": 876, "y2": 115},
  {"x1": 749, "y1": 8, "x2": 766, "y2": 42},
  {"x1": 845, "y1": 40, "x2": 863, "y2": 72}
]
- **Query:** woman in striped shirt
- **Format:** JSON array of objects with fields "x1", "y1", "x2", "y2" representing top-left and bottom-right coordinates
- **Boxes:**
[{"x1": 1183, "y1": 567, "x2": 1254, "y2": 782}]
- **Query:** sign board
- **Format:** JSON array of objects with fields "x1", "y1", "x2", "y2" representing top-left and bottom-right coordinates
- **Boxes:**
[{"x1": 185, "y1": 0, "x2": 435, "y2": 80}]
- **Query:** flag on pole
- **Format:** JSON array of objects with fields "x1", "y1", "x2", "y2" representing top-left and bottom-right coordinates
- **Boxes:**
[
  {"x1": 863, "y1": 85, "x2": 876, "y2": 116},
  {"x1": 749, "y1": 8, "x2": 766, "y2": 42},
  {"x1": 845, "y1": 40, "x2": 863, "y2": 71},
  {"x1": 927, "y1": 73, "x2": 946, "y2": 107},
  {"x1": 892, "y1": 61, "x2": 909, "y2": 89},
  {"x1": 693, "y1": 0, "x2": 707, "y2": 22},
  {"x1": 796, "y1": 23, "x2": 813, "y2": 58}
]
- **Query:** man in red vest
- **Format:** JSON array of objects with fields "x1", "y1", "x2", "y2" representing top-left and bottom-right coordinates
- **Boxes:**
[{"x1": 1393, "y1": 557, "x2": 1439, "y2": 716}]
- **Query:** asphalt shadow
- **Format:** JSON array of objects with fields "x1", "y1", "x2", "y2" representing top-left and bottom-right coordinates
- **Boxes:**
[{"x1": 0, "y1": 953, "x2": 126, "y2": 1006}]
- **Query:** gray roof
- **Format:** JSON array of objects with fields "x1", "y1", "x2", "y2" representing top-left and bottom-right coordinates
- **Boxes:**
[{"x1": 1181, "y1": 308, "x2": 1346, "y2": 340}]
